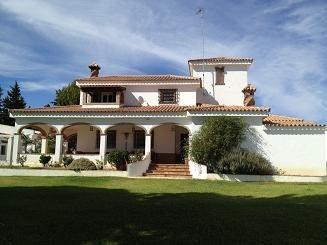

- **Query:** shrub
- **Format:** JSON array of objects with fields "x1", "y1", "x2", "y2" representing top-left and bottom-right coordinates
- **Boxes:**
[
  {"x1": 62, "y1": 155, "x2": 74, "y2": 167},
  {"x1": 106, "y1": 150, "x2": 129, "y2": 170},
  {"x1": 129, "y1": 151, "x2": 144, "y2": 163},
  {"x1": 217, "y1": 148, "x2": 277, "y2": 175},
  {"x1": 190, "y1": 117, "x2": 247, "y2": 172},
  {"x1": 39, "y1": 154, "x2": 52, "y2": 167},
  {"x1": 17, "y1": 155, "x2": 27, "y2": 167},
  {"x1": 67, "y1": 158, "x2": 96, "y2": 171}
]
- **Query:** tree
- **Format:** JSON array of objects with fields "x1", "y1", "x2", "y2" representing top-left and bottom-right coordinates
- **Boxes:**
[
  {"x1": 1, "y1": 81, "x2": 26, "y2": 126},
  {"x1": 190, "y1": 117, "x2": 247, "y2": 172},
  {"x1": 53, "y1": 82, "x2": 80, "y2": 106},
  {"x1": 0, "y1": 85, "x2": 3, "y2": 108},
  {"x1": 3, "y1": 81, "x2": 26, "y2": 109}
]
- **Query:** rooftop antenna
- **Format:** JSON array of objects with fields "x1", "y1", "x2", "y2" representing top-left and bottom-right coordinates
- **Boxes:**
[{"x1": 196, "y1": 7, "x2": 205, "y2": 86}]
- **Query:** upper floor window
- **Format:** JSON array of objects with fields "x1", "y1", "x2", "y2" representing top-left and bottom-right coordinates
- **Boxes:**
[
  {"x1": 159, "y1": 89, "x2": 177, "y2": 104},
  {"x1": 102, "y1": 92, "x2": 116, "y2": 103},
  {"x1": 215, "y1": 67, "x2": 225, "y2": 85}
]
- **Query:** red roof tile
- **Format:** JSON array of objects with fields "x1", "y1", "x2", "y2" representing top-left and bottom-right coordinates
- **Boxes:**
[
  {"x1": 263, "y1": 115, "x2": 325, "y2": 127},
  {"x1": 188, "y1": 57, "x2": 253, "y2": 63},
  {"x1": 76, "y1": 75, "x2": 200, "y2": 83},
  {"x1": 10, "y1": 104, "x2": 270, "y2": 114}
]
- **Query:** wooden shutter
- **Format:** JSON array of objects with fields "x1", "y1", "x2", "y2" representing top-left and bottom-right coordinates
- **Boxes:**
[{"x1": 215, "y1": 67, "x2": 225, "y2": 85}]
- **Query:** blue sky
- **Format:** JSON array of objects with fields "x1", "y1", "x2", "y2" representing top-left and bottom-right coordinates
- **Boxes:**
[{"x1": 0, "y1": 0, "x2": 326, "y2": 123}]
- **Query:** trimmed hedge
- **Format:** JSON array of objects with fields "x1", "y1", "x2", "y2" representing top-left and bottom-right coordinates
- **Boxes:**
[
  {"x1": 217, "y1": 148, "x2": 277, "y2": 175},
  {"x1": 67, "y1": 158, "x2": 96, "y2": 171},
  {"x1": 106, "y1": 150, "x2": 129, "y2": 170}
]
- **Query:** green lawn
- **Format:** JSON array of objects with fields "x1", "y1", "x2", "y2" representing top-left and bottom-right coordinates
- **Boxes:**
[{"x1": 0, "y1": 177, "x2": 326, "y2": 244}]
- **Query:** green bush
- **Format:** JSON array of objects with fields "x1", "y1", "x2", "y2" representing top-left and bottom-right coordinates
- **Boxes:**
[
  {"x1": 190, "y1": 117, "x2": 246, "y2": 172},
  {"x1": 217, "y1": 148, "x2": 277, "y2": 175},
  {"x1": 67, "y1": 158, "x2": 96, "y2": 171},
  {"x1": 106, "y1": 150, "x2": 129, "y2": 170},
  {"x1": 129, "y1": 151, "x2": 144, "y2": 163},
  {"x1": 39, "y1": 154, "x2": 52, "y2": 167},
  {"x1": 62, "y1": 155, "x2": 74, "y2": 167},
  {"x1": 17, "y1": 155, "x2": 27, "y2": 167}
]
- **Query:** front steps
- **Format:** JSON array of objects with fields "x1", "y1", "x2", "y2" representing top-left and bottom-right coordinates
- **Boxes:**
[{"x1": 143, "y1": 163, "x2": 192, "y2": 179}]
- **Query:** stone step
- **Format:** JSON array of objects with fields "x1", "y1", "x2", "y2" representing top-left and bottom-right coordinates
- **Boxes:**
[
  {"x1": 143, "y1": 173, "x2": 192, "y2": 178},
  {"x1": 146, "y1": 170, "x2": 191, "y2": 175}
]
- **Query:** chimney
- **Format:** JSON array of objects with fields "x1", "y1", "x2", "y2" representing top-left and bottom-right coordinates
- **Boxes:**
[
  {"x1": 88, "y1": 63, "x2": 101, "y2": 77},
  {"x1": 242, "y1": 83, "x2": 256, "y2": 106}
]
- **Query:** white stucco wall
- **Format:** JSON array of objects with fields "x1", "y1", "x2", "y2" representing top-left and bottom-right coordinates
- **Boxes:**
[
  {"x1": 124, "y1": 84, "x2": 198, "y2": 106},
  {"x1": 191, "y1": 64, "x2": 248, "y2": 106},
  {"x1": 264, "y1": 127, "x2": 326, "y2": 176}
]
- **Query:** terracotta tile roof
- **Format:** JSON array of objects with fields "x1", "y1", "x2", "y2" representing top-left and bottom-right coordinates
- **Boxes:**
[
  {"x1": 10, "y1": 104, "x2": 270, "y2": 114},
  {"x1": 76, "y1": 74, "x2": 200, "y2": 83},
  {"x1": 263, "y1": 115, "x2": 325, "y2": 127},
  {"x1": 188, "y1": 57, "x2": 253, "y2": 63}
]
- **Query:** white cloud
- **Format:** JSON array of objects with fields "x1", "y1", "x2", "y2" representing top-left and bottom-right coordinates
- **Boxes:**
[{"x1": 20, "y1": 81, "x2": 66, "y2": 92}]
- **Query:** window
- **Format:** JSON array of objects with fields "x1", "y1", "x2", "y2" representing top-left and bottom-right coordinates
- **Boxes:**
[
  {"x1": 101, "y1": 92, "x2": 116, "y2": 103},
  {"x1": 134, "y1": 131, "x2": 145, "y2": 149},
  {"x1": 159, "y1": 89, "x2": 177, "y2": 104},
  {"x1": 0, "y1": 145, "x2": 6, "y2": 155},
  {"x1": 107, "y1": 130, "x2": 116, "y2": 149},
  {"x1": 96, "y1": 130, "x2": 100, "y2": 148},
  {"x1": 96, "y1": 130, "x2": 116, "y2": 149},
  {"x1": 215, "y1": 67, "x2": 225, "y2": 85}
]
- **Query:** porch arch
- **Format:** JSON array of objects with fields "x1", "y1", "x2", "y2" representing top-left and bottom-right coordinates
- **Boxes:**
[
  {"x1": 18, "y1": 123, "x2": 59, "y2": 137},
  {"x1": 150, "y1": 123, "x2": 190, "y2": 164}
]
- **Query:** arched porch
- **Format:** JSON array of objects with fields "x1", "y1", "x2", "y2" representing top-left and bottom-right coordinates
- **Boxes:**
[{"x1": 150, "y1": 124, "x2": 190, "y2": 164}]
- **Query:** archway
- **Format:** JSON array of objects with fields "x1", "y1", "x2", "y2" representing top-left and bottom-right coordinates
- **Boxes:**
[
  {"x1": 150, "y1": 124, "x2": 190, "y2": 164},
  {"x1": 61, "y1": 123, "x2": 102, "y2": 155}
]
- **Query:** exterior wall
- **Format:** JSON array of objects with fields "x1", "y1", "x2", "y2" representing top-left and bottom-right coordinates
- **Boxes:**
[
  {"x1": 76, "y1": 125, "x2": 98, "y2": 153},
  {"x1": 191, "y1": 64, "x2": 248, "y2": 106},
  {"x1": 124, "y1": 84, "x2": 198, "y2": 106},
  {"x1": 153, "y1": 124, "x2": 176, "y2": 154},
  {"x1": 264, "y1": 127, "x2": 326, "y2": 176}
]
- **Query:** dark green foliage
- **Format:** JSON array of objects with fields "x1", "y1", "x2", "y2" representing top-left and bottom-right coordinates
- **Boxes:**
[
  {"x1": 62, "y1": 155, "x2": 74, "y2": 167},
  {"x1": 67, "y1": 158, "x2": 96, "y2": 170},
  {"x1": 39, "y1": 155, "x2": 52, "y2": 167},
  {"x1": 106, "y1": 150, "x2": 129, "y2": 170},
  {"x1": 53, "y1": 82, "x2": 80, "y2": 106},
  {"x1": 129, "y1": 151, "x2": 144, "y2": 163},
  {"x1": 3, "y1": 81, "x2": 26, "y2": 109},
  {"x1": 190, "y1": 117, "x2": 247, "y2": 172},
  {"x1": 47, "y1": 135, "x2": 56, "y2": 154},
  {"x1": 0, "y1": 81, "x2": 26, "y2": 126},
  {"x1": 217, "y1": 148, "x2": 278, "y2": 175}
]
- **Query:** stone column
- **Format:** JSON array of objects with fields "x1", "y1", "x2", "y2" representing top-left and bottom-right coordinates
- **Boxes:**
[
  {"x1": 12, "y1": 133, "x2": 21, "y2": 165},
  {"x1": 99, "y1": 133, "x2": 107, "y2": 163},
  {"x1": 41, "y1": 137, "x2": 48, "y2": 154},
  {"x1": 54, "y1": 134, "x2": 63, "y2": 163},
  {"x1": 145, "y1": 133, "x2": 151, "y2": 155}
]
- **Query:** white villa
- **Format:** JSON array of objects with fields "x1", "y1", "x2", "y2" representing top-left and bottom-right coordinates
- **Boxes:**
[{"x1": 4, "y1": 57, "x2": 327, "y2": 178}]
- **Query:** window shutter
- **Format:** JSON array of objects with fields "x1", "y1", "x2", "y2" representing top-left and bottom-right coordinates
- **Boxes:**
[{"x1": 215, "y1": 67, "x2": 225, "y2": 85}]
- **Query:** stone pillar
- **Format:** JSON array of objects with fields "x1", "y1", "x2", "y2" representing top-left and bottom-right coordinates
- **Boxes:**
[
  {"x1": 41, "y1": 137, "x2": 48, "y2": 154},
  {"x1": 54, "y1": 134, "x2": 63, "y2": 163},
  {"x1": 6, "y1": 136, "x2": 13, "y2": 164},
  {"x1": 12, "y1": 134, "x2": 21, "y2": 165},
  {"x1": 99, "y1": 133, "x2": 107, "y2": 162},
  {"x1": 145, "y1": 133, "x2": 151, "y2": 155}
]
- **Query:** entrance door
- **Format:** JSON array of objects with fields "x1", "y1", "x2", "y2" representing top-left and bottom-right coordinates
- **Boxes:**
[{"x1": 178, "y1": 133, "x2": 189, "y2": 164}]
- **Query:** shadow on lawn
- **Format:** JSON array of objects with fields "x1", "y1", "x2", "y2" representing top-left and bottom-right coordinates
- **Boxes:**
[{"x1": 0, "y1": 186, "x2": 327, "y2": 244}]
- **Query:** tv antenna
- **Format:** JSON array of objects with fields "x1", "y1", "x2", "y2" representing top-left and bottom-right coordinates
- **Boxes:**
[{"x1": 196, "y1": 7, "x2": 205, "y2": 85}]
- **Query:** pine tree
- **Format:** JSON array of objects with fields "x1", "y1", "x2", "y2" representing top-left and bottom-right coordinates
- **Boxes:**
[
  {"x1": 3, "y1": 81, "x2": 26, "y2": 109},
  {"x1": 1, "y1": 81, "x2": 26, "y2": 126}
]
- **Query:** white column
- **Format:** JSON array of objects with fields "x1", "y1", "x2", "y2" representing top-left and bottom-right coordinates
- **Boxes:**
[
  {"x1": 6, "y1": 136, "x2": 13, "y2": 164},
  {"x1": 54, "y1": 134, "x2": 63, "y2": 163},
  {"x1": 41, "y1": 137, "x2": 47, "y2": 154},
  {"x1": 99, "y1": 133, "x2": 107, "y2": 162},
  {"x1": 12, "y1": 134, "x2": 21, "y2": 165},
  {"x1": 145, "y1": 133, "x2": 151, "y2": 155}
]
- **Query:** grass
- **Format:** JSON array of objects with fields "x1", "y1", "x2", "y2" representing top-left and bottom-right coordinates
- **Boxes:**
[{"x1": 0, "y1": 177, "x2": 326, "y2": 244}]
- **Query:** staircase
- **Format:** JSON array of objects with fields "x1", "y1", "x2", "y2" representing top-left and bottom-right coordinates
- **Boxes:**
[{"x1": 143, "y1": 163, "x2": 192, "y2": 179}]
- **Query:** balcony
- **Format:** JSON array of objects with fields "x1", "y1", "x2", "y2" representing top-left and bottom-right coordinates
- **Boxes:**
[{"x1": 80, "y1": 87, "x2": 125, "y2": 108}]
